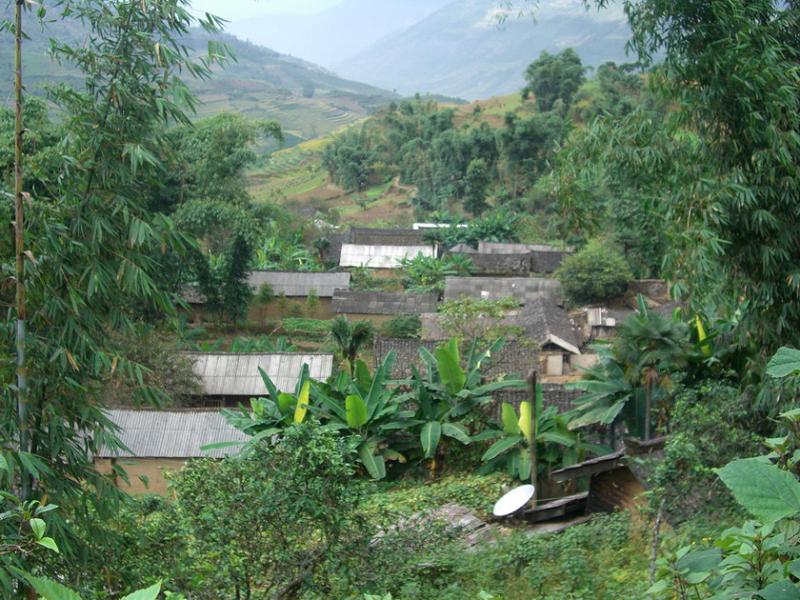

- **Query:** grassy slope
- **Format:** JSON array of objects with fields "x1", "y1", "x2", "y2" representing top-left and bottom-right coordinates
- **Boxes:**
[{"x1": 248, "y1": 94, "x2": 531, "y2": 227}]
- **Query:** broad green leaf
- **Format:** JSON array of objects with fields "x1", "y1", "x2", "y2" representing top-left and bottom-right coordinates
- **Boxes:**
[
  {"x1": 442, "y1": 422, "x2": 471, "y2": 445},
  {"x1": 36, "y1": 537, "x2": 59, "y2": 553},
  {"x1": 757, "y1": 581, "x2": 800, "y2": 600},
  {"x1": 435, "y1": 339, "x2": 466, "y2": 393},
  {"x1": 200, "y1": 441, "x2": 245, "y2": 452},
  {"x1": 345, "y1": 395, "x2": 368, "y2": 429},
  {"x1": 501, "y1": 403, "x2": 520, "y2": 435},
  {"x1": 695, "y1": 315, "x2": 711, "y2": 358},
  {"x1": 23, "y1": 575, "x2": 82, "y2": 600},
  {"x1": 258, "y1": 366, "x2": 279, "y2": 400},
  {"x1": 354, "y1": 360, "x2": 371, "y2": 391},
  {"x1": 538, "y1": 431, "x2": 576, "y2": 446},
  {"x1": 518, "y1": 401, "x2": 533, "y2": 443},
  {"x1": 482, "y1": 435, "x2": 523, "y2": 462},
  {"x1": 293, "y1": 381, "x2": 311, "y2": 424},
  {"x1": 676, "y1": 548, "x2": 721, "y2": 574},
  {"x1": 421, "y1": 421, "x2": 442, "y2": 458},
  {"x1": 358, "y1": 443, "x2": 386, "y2": 480},
  {"x1": 29, "y1": 517, "x2": 46, "y2": 539},
  {"x1": 121, "y1": 582, "x2": 162, "y2": 600},
  {"x1": 767, "y1": 347, "x2": 800, "y2": 379},
  {"x1": 517, "y1": 447, "x2": 532, "y2": 481},
  {"x1": 717, "y1": 458, "x2": 800, "y2": 523},
  {"x1": 277, "y1": 392, "x2": 295, "y2": 417}
]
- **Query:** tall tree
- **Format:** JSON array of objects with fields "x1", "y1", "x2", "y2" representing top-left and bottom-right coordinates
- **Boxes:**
[
  {"x1": 522, "y1": 48, "x2": 586, "y2": 112},
  {"x1": 0, "y1": 0, "x2": 227, "y2": 576}
]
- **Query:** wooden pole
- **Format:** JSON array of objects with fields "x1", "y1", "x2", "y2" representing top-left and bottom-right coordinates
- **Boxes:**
[
  {"x1": 14, "y1": 0, "x2": 30, "y2": 501},
  {"x1": 529, "y1": 369, "x2": 538, "y2": 508}
]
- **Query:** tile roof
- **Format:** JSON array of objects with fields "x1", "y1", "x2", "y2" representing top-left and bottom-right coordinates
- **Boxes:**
[
  {"x1": 333, "y1": 289, "x2": 439, "y2": 315},
  {"x1": 443, "y1": 276, "x2": 562, "y2": 304},
  {"x1": 187, "y1": 352, "x2": 334, "y2": 397},
  {"x1": 247, "y1": 271, "x2": 350, "y2": 298}
]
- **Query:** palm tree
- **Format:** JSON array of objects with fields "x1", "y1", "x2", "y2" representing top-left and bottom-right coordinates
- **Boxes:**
[
  {"x1": 612, "y1": 296, "x2": 690, "y2": 439},
  {"x1": 329, "y1": 316, "x2": 375, "y2": 375}
]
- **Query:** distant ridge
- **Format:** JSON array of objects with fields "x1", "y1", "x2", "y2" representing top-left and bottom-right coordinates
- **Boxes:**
[{"x1": 335, "y1": 0, "x2": 631, "y2": 100}]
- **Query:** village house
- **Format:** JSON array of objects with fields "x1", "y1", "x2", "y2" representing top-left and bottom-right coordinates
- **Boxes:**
[
  {"x1": 443, "y1": 276, "x2": 562, "y2": 305},
  {"x1": 95, "y1": 409, "x2": 247, "y2": 495},
  {"x1": 333, "y1": 227, "x2": 438, "y2": 272},
  {"x1": 477, "y1": 241, "x2": 573, "y2": 274},
  {"x1": 186, "y1": 351, "x2": 334, "y2": 407},
  {"x1": 332, "y1": 289, "x2": 438, "y2": 326},
  {"x1": 247, "y1": 270, "x2": 351, "y2": 320},
  {"x1": 182, "y1": 271, "x2": 350, "y2": 322}
]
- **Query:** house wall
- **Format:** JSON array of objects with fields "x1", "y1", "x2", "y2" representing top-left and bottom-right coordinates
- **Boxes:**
[{"x1": 95, "y1": 458, "x2": 188, "y2": 496}]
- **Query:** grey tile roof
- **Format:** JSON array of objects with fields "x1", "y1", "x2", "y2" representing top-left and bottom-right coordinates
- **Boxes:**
[
  {"x1": 444, "y1": 276, "x2": 562, "y2": 304},
  {"x1": 478, "y1": 242, "x2": 573, "y2": 254},
  {"x1": 455, "y1": 252, "x2": 533, "y2": 276},
  {"x1": 350, "y1": 228, "x2": 429, "y2": 246},
  {"x1": 339, "y1": 244, "x2": 436, "y2": 269},
  {"x1": 476, "y1": 242, "x2": 572, "y2": 274},
  {"x1": 333, "y1": 290, "x2": 439, "y2": 315},
  {"x1": 247, "y1": 271, "x2": 350, "y2": 298},
  {"x1": 517, "y1": 298, "x2": 582, "y2": 354},
  {"x1": 98, "y1": 410, "x2": 248, "y2": 458},
  {"x1": 187, "y1": 353, "x2": 334, "y2": 397}
]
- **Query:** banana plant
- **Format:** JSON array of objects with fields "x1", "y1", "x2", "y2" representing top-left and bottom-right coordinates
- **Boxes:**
[
  {"x1": 204, "y1": 364, "x2": 312, "y2": 454},
  {"x1": 312, "y1": 351, "x2": 415, "y2": 479},
  {"x1": 478, "y1": 384, "x2": 603, "y2": 481},
  {"x1": 408, "y1": 338, "x2": 526, "y2": 471}
]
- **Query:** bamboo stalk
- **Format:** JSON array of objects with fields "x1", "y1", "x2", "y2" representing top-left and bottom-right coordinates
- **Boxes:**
[{"x1": 14, "y1": 0, "x2": 30, "y2": 501}]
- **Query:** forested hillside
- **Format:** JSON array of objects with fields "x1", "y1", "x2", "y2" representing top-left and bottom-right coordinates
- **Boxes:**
[{"x1": 0, "y1": 6, "x2": 395, "y2": 144}]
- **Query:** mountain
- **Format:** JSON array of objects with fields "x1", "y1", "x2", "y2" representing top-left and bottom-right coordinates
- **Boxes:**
[
  {"x1": 0, "y1": 13, "x2": 396, "y2": 145},
  {"x1": 334, "y1": 0, "x2": 632, "y2": 100},
  {"x1": 227, "y1": 0, "x2": 454, "y2": 69}
]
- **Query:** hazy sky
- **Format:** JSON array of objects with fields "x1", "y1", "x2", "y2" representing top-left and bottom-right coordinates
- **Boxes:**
[{"x1": 189, "y1": 0, "x2": 343, "y2": 22}]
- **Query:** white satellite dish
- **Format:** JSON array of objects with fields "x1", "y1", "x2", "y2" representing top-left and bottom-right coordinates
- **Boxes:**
[{"x1": 493, "y1": 484, "x2": 535, "y2": 517}]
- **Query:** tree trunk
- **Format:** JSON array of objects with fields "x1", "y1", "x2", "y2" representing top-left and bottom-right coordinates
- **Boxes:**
[{"x1": 14, "y1": 0, "x2": 30, "y2": 502}]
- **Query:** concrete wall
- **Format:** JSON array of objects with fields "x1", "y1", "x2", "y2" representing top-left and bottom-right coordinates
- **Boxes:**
[{"x1": 95, "y1": 458, "x2": 188, "y2": 496}]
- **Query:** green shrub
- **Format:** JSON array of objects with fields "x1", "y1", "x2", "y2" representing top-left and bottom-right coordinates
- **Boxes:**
[
  {"x1": 282, "y1": 317, "x2": 331, "y2": 339},
  {"x1": 650, "y1": 382, "x2": 760, "y2": 522},
  {"x1": 555, "y1": 239, "x2": 632, "y2": 306},
  {"x1": 381, "y1": 315, "x2": 422, "y2": 339}
]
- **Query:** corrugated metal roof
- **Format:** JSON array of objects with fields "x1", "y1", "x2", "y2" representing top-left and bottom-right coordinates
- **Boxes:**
[
  {"x1": 99, "y1": 410, "x2": 248, "y2": 458},
  {"x1": 333, "y1": 289, "x2": 439, "y2": 315},
  {"x1": 187, "y1": 352, "x2": 334, "y2": 397},
  {"x1": 339, "y1": 244, "x2": 436, "y2": 269},
  {"x1": 444, "y1": 276, "x2": 562, "y2": 304},
  {"x1": 247, "y1": 271, "x2": 350, "y2": 298}
]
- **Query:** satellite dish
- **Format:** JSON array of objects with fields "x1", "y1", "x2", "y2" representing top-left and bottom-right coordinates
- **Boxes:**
[{"x1": 493, "y1": 484, "x2": 535, "y2": 517}]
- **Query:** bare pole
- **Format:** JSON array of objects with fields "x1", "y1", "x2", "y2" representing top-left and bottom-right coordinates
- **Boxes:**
[
  {"x1": 14, "y1": 0, "x2": 30, "y2": 501},
  {"x1": 529, "y1": 370, "x2": 538, "y2": 508}
]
